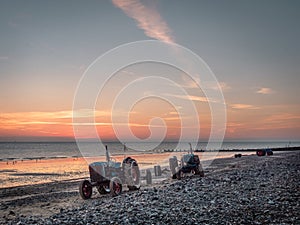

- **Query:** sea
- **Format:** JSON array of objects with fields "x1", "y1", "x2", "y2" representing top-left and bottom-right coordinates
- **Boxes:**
[{"x1": 0, "y1": 141, "x2": 299, "y2": 161}]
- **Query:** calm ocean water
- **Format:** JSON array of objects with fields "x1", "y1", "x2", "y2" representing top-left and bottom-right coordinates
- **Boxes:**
[{"x1": 0, "y1": 141, "x2": 299, "y2": 160}]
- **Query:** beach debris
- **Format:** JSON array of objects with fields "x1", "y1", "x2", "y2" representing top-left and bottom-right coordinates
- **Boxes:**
[
  {"x1": 8, "y1": 211, "x2": 15, "y2": 216},
  {"x1": 154, "y1": 165, "x2": 162, "y2": 176},
  {"x1": 145, "y1": 169, "x2": 152, "y2": 185},
  {"x1": 169, "y1": 156, "x2": 178, "y2": 176}
]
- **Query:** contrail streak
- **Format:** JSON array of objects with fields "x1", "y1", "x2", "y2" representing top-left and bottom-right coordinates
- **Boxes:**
[{"x1": 112, "y1": 0, "x2": 175, "y2": 43}]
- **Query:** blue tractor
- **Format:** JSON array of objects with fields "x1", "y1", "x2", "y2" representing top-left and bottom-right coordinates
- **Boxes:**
[{"x1": 170, "y1": 144, "x2": 205, "y2": 180}]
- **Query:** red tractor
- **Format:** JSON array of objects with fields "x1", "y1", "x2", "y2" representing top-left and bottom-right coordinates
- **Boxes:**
[{"x1": 256, "y1": 149, "x2": 273, "y2": 156}]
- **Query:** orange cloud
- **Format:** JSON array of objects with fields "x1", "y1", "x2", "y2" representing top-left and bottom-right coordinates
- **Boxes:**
[
  {"x1": 3, "y1": 104, "x2": 297, "y2": 140},
  {"x1": 0, "y1": 111, "x2": 75, "y2": 137},
  {"x1": 0, "y1": 109, "x2": 190, "y2": 140},
  {"x1": 166, "y1": 93, "x2": 210, "y2": 103},
  {"x1": 265, "y1": 113, "x2": 300, "y2": 122}
]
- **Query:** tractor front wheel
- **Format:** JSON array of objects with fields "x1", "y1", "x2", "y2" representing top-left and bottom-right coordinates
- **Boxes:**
[
  {"x1": 97, "y1": 183, "x2": 110, "y2": 194},
  {"x1": 79, "y1": 180, "x2": 92, "y2": 199},
  {"x1": 110, "y1": 177, "x2": 122, "y2": 197}
]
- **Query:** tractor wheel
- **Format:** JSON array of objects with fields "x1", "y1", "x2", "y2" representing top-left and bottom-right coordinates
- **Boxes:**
[
  {"x1": 199, "y1": 164, "x2": 205, "y2": 177},
  {"x1": 127, "y1": 162, "x2": 140, "y2": 190},
  {"x1": 198, "y1": 168, "x2": 205, "y2": 177},
  {"x1": 172, "y1": 173, "x2": 177, "y2": 179},
  {"x1": 97, "y1": 183, "x2": 110, "y2": 194},
  {"x1": 79, "y1": 180, "x2": 92, "y2": 199},
  {"x1": 195, "y1": 164, "x2": 205, "y2": 177},
  {"x1": 110, "y1": 177, "x2": 122, "y2": 197},
  {"x1": 176, "y1": 168, "x2": 183, "y2": 180},
  {"x1": 128, "y1": 185, "x2": 139, "y2": 191},
  {"x1": 123, "y1": 158, "x2": 141, "y2": 190},
  {"x1": 129, "y1": 162, "x2": 141, "y2": 190},
  {"x1": 256, "y1": 149, "x2": 266, "y2": 156},
  {"x1": 266, "y1": 150, "x2": 273, "y2": 156}
]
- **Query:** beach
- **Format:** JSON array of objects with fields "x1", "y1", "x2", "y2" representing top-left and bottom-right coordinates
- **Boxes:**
[
  {"x1": 0, "y1": 150, "x2": 262, "y2": 188},
  {"x1": 1, "y1": 150, "x2": 299, "y2": 224}
]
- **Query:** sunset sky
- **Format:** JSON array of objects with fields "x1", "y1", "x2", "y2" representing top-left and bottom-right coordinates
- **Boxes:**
[{"x1": 0, "y1": 0, "x2": 299, "y2": 141}]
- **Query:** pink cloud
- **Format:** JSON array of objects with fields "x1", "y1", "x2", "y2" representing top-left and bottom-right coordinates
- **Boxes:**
[
  {"x1": 112, "y1": 0, "x2": 175, "y2": 43},
  {"x1": 231, "y1": 104, "x2": 260, "y2": 110},
  {"x1": 257, "y1": 87, "x2": 274, "y2": 94}
]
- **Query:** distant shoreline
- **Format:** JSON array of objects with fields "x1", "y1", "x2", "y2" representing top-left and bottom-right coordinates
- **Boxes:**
[
  {"x1": 1, "y1": 146, "x2": 300, "y2": 162},
  {"x1": 159, "y1": 146, "x2": 300, "y2": 152},
  {"x1": 0, "y1": 140, "x2": 299, "y2": 143},
  {"x1": 196, "y1": 146, "x2": 300, "y2": 152}
]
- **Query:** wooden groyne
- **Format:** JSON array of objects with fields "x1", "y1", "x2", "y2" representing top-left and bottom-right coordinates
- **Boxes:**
[{"x1": 162, "y1": 146, "x2": 300, "y2": 153}]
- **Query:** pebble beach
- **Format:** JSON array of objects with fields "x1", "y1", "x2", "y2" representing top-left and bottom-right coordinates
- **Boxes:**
[{"x1": 1, "y1": 151, "x2": 299, "y2": 224}]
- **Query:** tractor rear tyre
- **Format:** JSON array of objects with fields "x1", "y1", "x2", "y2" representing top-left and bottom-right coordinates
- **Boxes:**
[
  {"x1": 195, "y1": 164, "x2": 205, "y2": 177},
  {"x1": 123, "y1": 157, "x2": 141, "y2": 190},
  {"x1": 79, "y1": 180, "x2": 92, "y2": 199},
  {"x1": 176, "y1": 169, "x2": 183, "y2": 180},
  {"x1": 128, "y1": 162, "x2": 141, "y2": 190}
]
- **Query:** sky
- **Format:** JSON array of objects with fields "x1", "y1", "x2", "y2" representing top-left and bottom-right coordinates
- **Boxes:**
[{"x1": 0, "y1": 0, "x2": 299, "y2": 141}]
